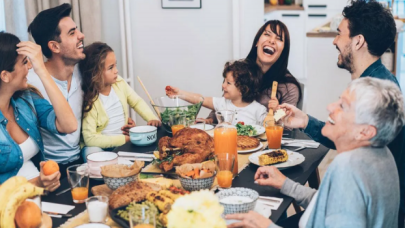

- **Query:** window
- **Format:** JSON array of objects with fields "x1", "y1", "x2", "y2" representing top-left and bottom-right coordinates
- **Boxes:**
[{"x1": 0, "y1": 0, "x2": 5, "y2": 32}]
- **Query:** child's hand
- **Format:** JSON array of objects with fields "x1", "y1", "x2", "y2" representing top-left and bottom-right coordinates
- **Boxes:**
[
  {"x1": 196, "y1": 118, "x2": 214, "y2": 124},
  {"x1": 148, "y1": 120, "x2": 161, "y2": 127},
  {"x1": 268, "y1": 97, "x2": 279, "y2": 111},
  {"x1": 122, "y1": 117, "x2": 136, "y2": 135},
  {"x1": 165, "y1": 85, "x2": 180, "y2": 97}
]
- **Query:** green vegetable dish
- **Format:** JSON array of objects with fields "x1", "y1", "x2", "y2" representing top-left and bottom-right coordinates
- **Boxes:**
[
  {"x1": 160, "y1": 104, "x2": 200, "y2": 126},
  {"x1": 236, "y1": 123, "x2": 257, "y2": 136},
  {"x1": 117, "y1": 201, "x2": 163, "y2": 228}
]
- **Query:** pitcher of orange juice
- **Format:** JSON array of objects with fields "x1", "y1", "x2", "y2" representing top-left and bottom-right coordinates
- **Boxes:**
[{"x1": 214, "y1": 110, "x2": 238, "y2": 175}]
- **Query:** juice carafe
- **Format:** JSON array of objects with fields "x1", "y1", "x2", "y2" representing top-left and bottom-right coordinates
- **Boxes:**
[{"x1": 214, "y1": 110, "x2": 238, "y2": 175}]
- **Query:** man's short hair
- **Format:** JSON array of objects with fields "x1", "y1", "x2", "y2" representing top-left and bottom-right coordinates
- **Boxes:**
[
  {"x1": 28, "y1": 3, "x2": 72, "y2": 58},
  {"x1": 343, "y1": 0, "x2": 396, "y2": 57}
]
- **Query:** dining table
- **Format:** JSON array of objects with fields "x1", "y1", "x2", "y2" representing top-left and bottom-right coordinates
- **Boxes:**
[{"x1": 42, "y1": 127, "x2": 329, "y2": 228}]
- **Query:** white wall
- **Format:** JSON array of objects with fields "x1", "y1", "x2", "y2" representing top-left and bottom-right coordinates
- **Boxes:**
[
  {"x1": 124, "y1": 0, "x2": 264, "y2": 125},
  {"x1": 0, "y1": 0, "x2": 5, "y2": 32}
]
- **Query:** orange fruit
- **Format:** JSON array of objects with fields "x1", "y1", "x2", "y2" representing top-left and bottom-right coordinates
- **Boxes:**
[
  {"x1": 43, "y1": 160, "x2": 59, "y2": 176},
  {"x1": 15, "y1": 201, "x2": 42, "y2": 228}
]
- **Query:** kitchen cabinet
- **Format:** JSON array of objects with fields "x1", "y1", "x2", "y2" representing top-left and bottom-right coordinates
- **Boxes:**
[
  {"x1": 305, "y1": 11, "x2": 341, "y2": 32},
  {"x1": 304, "y1": 0, "x2": 349, "y2": 11},
  {"x1": 265, "y1": 10, "x2": 306, "y2": 80}
]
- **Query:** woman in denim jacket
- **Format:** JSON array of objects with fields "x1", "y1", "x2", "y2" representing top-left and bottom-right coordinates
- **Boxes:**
[{"x1": 0, "y1": 32, "x2": 77, "y2": 191}]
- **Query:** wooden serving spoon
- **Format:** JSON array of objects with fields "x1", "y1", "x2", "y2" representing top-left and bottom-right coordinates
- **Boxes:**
[{"x1": 263, "y1": 81, "x2": 278, "y2": 126}]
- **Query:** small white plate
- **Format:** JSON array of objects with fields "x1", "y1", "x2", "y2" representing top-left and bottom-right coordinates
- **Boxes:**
[
  {"x1": 248, "y1": 149, "x2": 305, "y2": 169},
  {"x1": 190, "y1": 124, "x2": 215, "y2": 131},
  {"x1": 238, "y1": 142, "x2": 264, "y2": 154}
]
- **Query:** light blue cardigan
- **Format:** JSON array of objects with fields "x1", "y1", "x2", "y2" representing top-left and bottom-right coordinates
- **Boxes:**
[{"x1": 271, "y1": 146, "x2": 399, "y2": 228}]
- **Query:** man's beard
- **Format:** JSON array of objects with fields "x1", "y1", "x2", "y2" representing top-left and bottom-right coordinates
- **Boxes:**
[{"x1": 337, "y1": 45, "x2": 354, "y2": 73}]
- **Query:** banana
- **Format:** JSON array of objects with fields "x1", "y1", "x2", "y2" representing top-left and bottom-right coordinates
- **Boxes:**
[
  {"x1": 0, "y1": 182, "x2": 44, "y2": 228},
  {"x1": 0, "y1": 176, "x2": 27, "y2": 217}
]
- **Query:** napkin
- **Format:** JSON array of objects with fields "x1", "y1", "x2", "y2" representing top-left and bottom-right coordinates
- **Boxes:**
[
  {"x1": 281, "y1": 139, "x2": 320, "y2": 148},
  {"x1": 41, "y1": 202, "x2": 75, "y2": 214},
  {"x1": 257, "y1": 196, "x2": 284, "y2": 210}
]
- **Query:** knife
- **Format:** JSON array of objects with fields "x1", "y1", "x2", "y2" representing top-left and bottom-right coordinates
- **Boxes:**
[
  {"x1": 55, "y1": 187, "x2": 71, "y2": 196},
  {"x1": 44, "y1": 212, "x2": 72, "y2": 218}
]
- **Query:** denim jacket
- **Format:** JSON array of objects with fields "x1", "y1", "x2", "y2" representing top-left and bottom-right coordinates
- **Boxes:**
[
  {"x1": 303, "y1": 58, "x2": 405, "y2": 213},
  {"x1": 0, "y1": 91, "x2": 60, "y2": 183}
]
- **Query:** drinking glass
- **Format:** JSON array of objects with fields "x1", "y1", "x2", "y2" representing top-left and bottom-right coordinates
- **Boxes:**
[
  {"x1": 170, "y1": 114, "x2": 187, "y2": 136},
  {"x1": 265, "y1": 121, "x2": 284, "y2": 149},
  {"x1": 129, "y1": 206, "x2": 156, "y2": 228},
  {"x1": 215, "y1": 153, "x2": 235, "y2": 189},
  {"x1": 85, "y1": 196, "x2": 109, "y2": 223},
  {"x1": 67, "y1": 164, "x2": 89, "y2": 204}
]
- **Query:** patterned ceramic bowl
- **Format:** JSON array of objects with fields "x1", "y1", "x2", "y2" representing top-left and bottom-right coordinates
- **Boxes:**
[
  {"x1": 102, "y1": 174, "x2": 138, "y2": 190},
  {"x1": 178, "y1": 172, "x2": 216, "y2": 191},
  {"x1": 216, "y1": 187, "x2": 259, "y2": 215}
]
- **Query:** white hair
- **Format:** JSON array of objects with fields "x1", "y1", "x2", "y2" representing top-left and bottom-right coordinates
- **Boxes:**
[{"x1": 348, "y1": 77, "x2": 405, "y2": 147}]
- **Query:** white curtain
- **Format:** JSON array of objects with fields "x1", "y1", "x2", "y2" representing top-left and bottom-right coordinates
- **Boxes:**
[{"x1": 4, "y1": 0, "x2": 102, "y2": 44}]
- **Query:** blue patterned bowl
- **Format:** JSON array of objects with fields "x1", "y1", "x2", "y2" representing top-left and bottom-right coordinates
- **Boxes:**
[
  {"x1": 178, "y1": 172, "x2": 216, "y2": 191},
  {"x1": 216, "y1": 187, "x2": 259, "y2": 215},
  {"x1": 102, "y1": 174, "x2": 138, "y2": 190}
]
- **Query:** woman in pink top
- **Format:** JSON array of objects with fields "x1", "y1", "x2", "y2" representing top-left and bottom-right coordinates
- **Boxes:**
[{"x1": 205, "y1": 20, "x2": 302, "y2": 123}]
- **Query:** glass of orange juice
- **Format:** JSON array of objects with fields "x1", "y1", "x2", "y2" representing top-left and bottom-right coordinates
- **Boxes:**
[
  {"x1": 265, "y1": 121, "x2": 284, "y2": 149},
  {"x1": 215, "y1": 153, "x2": 235, "y2": 189},
  {"x1": 169, "y1": 114, "x2": 187, "y2": 136},
  {"x1": 67, "y1": 164, "x2": 89, "y2": 204}
]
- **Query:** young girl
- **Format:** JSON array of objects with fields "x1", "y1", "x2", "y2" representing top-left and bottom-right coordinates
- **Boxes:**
[
  {"x1": 166, "y1": 60, "x2": 267, "y2": 126},
  {"x1": 79, "y1": 42, "x2": 160, "y2": 158}
]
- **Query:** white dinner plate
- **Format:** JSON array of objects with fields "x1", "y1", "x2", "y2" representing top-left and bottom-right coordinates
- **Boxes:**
[
  {"x1": 248, "y1": 149, "x2": 305, "y2": 169},
  {"x1": 190, "y1": 123, "x2": 215, "y2": 131},
  {"x1": 250, "y1": 125, "x2": 265, "y2": 137},
  {"x1": 238, "y1": 142, "x2": 264, "y2": 154}
]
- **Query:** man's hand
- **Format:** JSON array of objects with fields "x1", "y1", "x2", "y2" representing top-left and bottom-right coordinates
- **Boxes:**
[
  {"x1": 122, "y1": 117, "x2": 136, "y2": 135},
  {"x1": 254, "y1": 166, "x2": 287, "y2": 190},
  {"x1": 39, "y1": 162, "x2": 61, "y2": 192},
  {"x1": 147, "y1": 120, "x2": 161, "y2": 127},
  {"x1": 226, "y1": 211, "x2": 272, "y2": 228},
  {"x1": 279, "y1": 103, "x2": 309, "y2": 129}
]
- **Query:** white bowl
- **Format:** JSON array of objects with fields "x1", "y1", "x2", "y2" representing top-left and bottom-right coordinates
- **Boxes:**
[{"x1": 86, "y1": 152, "x2": 118, "y2": 177}]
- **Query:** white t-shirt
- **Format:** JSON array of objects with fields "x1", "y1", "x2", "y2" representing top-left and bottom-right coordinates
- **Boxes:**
[
  {"x1": 17, "y1": 136, "x2": 40, "y2": 180},
  {"x1": 299, "y1": 191, "x2": 319, "y2": 228},
  {"x1": 27, "y1": 66, "x2": 83, "y2": 164},
  {"x1": 212, "y1": 97, "x2": 267, "y2": 125},
  {"x1": 99, "y1": 87, "x2": 126, "y2": 135}
]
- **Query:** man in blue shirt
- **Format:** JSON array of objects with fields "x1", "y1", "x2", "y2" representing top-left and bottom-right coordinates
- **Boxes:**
[{"x1": 280, "y1": 1, "x2": 404, "y2": 227}]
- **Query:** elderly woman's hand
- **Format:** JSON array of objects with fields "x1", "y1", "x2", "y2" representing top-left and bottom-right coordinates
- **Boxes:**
[
  {"x1": 225, "y1": 211, "x2": 273, "y2": 228},
  {"x1": 268, "y1": 97, "x2": 279, "y2": 111},
  {"x1": 254, "y1": 166, "x2": 286, "y2": 189},
  {"x1": 278, "y1": 103, "x2": 309, "y2": 129},
  {"x1": 39, "y1": 162, "x2": 61, "y2": 192}
]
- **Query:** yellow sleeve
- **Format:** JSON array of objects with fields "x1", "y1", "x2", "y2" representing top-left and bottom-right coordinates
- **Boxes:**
[
  {"x1": 124, "y1": 81, "x2": 159, "y2": 122},
  {"x1": 81, "y1": 105, "x2": 126, "y2": 148}
]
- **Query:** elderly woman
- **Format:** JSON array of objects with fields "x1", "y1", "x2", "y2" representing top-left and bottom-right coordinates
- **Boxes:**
[{"x1": 226, "y1": 77, "x2": 404, "y2": 228}]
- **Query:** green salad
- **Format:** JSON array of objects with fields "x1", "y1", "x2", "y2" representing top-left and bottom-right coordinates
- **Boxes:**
[
  {"x1": 236, "y1": 123, "x2": 257, "y2": 136},
  {"x1": 117, "y1": 201, "x2": 163, "y2": 228},
  {"x1": 160, "y1": 103, "x2": 200, "y2": 125}
]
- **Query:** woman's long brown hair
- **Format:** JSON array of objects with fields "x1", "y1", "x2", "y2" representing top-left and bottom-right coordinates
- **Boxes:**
[
  {"x1": 79, "y1": 42, "x2": 113, "y2": 115},
  {"x1": 246, "y1": 20, "x2": 302, "y2": 104}
]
